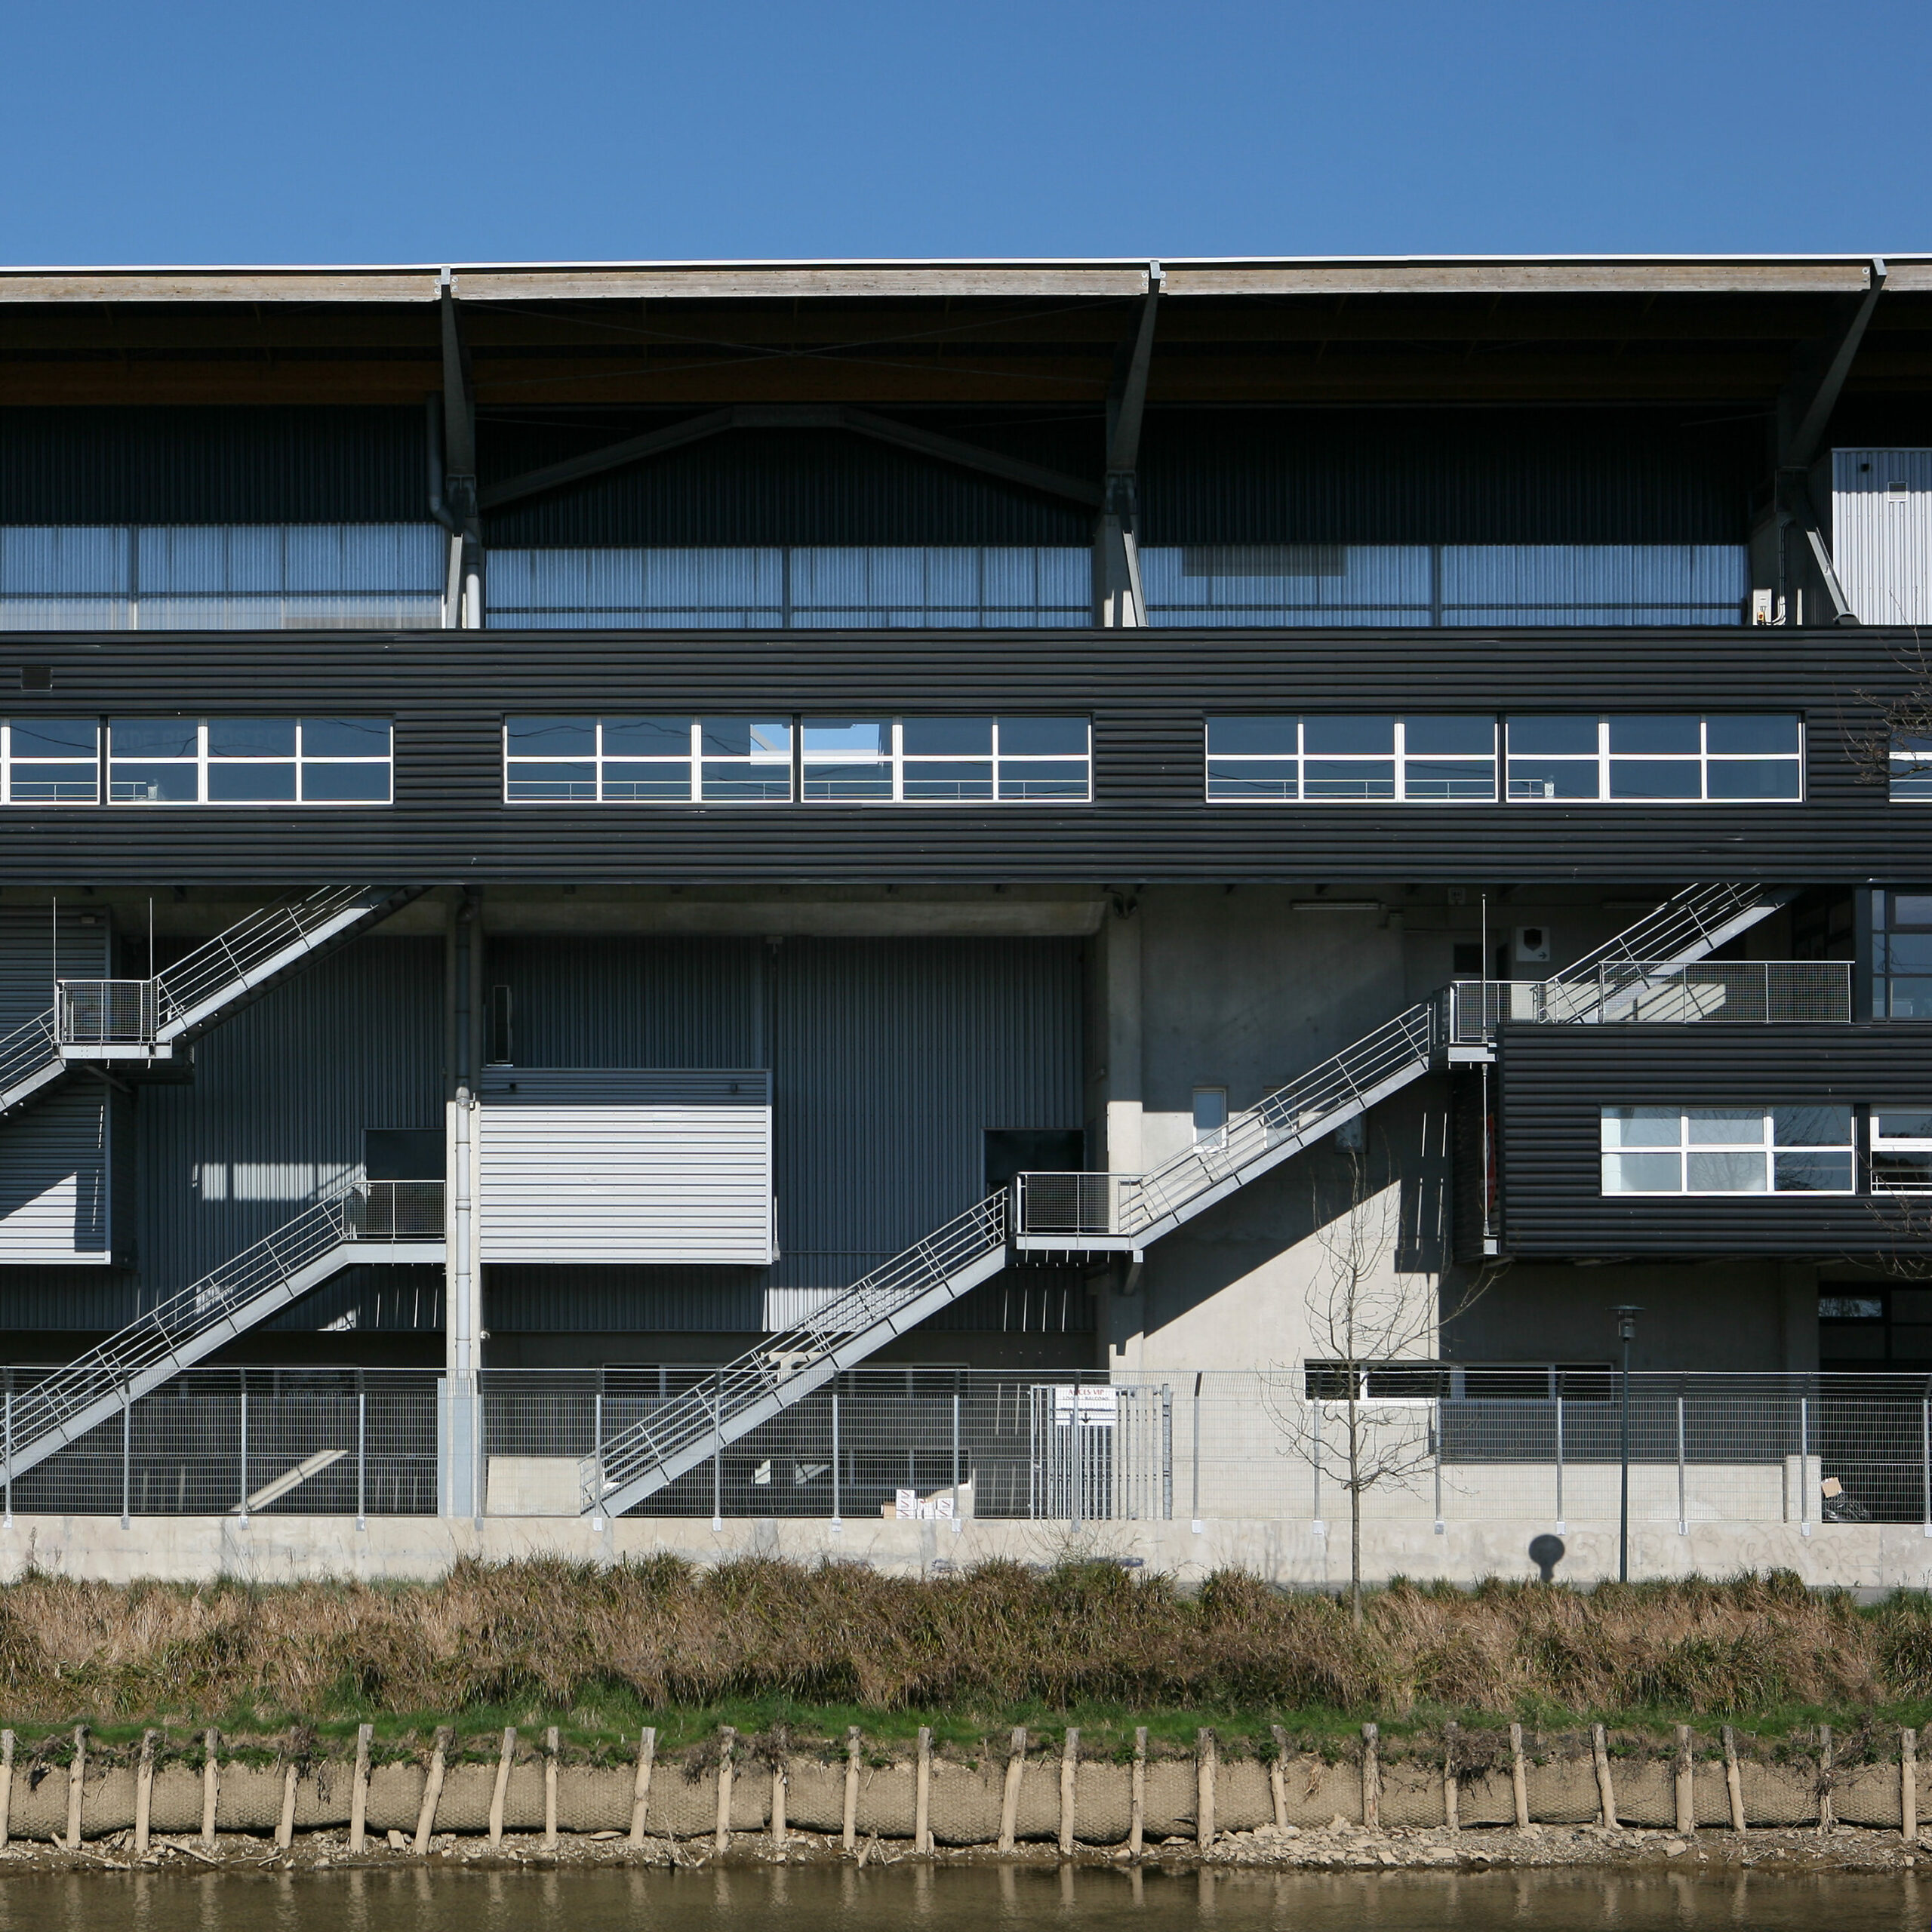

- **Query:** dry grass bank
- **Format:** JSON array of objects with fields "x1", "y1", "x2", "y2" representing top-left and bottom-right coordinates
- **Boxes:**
[{"x1": 0, "y1": 1559, "x2": 1928, "y2": 1730}]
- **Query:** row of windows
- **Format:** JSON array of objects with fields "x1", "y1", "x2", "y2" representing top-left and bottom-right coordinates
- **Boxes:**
[
  {"x1": 1207, "y1": 715, "x2": 1804, "y2": 803},
  {"x1": 0, "y1": 718, "x2": 392, "y2": 805},
  {"x1": 1598, "y1": 1106, "x2": 1932, "y2": 1196}
]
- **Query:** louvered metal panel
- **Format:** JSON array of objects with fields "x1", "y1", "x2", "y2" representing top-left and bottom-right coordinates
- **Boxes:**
[
  {"x1": 1834, "y1": 449, "x2": 1932, "y2": 626},
  {"x1": 1497, "y1": 1022, "x2": 1932, "y2": 1255},
  {"x1": 0, "y1": 1084, "x2": 109, "y2": 1264},
  {"x1": 478, "y1": 1069, "x2": 774, "y2": 1266},
  {"x1": 0, "y1": 908, "x2": 106, "y2": 1037},
  {"x1": 136, "y1": 937, "x2": 442, "y2": 1310}
]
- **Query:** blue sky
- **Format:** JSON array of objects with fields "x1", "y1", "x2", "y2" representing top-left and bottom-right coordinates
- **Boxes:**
[{"x1": 3, "y1": 0, "x2": 1925, "y2": 266}]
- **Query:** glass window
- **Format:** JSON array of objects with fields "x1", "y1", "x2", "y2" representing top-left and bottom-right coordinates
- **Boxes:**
[
  {"x1": 1600, "y1": 1106, "x2": 1853, "y2": 1195},
  {"x1": 1873, "y1": 1111, "x2": 1932, "y2": 1193},
  {"x1": 1205, "y1": 716, "x2": 1495, "y2": 803},
  {"x1": 795, "y1": 716, "x2": 1090, "y2": 804},
  {"x1": 106, "y1": 717, "x2": 392, "y2": 806},
  {"x1": 1, "y1": 718, "x2": 98, "y2": 804},
  {"x1": 1875, "y1": 891, "x2": 1932, "y2": 1018},
  {"x1": 1890, "y1": 732, "x2": 1932, "y2": 801},
  {"x1": 801, "y1": 719, "x2": 892, "y2": 801},
  {"x1": 1508, "y1": 716, "x2": 1801, "y2": 803},
  {"x1": 503, "y1": 716, "x2": 789, "y2": 803}
]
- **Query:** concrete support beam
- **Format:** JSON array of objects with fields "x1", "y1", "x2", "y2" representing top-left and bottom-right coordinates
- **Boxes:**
[{"x1": 438, "y1": 271, "x2": 483, "y2": 628}]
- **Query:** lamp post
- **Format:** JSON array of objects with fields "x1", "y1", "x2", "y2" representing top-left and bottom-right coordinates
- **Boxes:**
[{"x1": 1613, "y1": 1306, "x2": 1642, "y2": 1583}]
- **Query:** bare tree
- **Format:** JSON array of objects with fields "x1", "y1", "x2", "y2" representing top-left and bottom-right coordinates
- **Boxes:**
[{"x1": 1265, "y1": 1137, "x2": 1505, "y2": 1628}]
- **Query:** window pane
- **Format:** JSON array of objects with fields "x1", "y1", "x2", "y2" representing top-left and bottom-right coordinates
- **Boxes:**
[
  {"x1": 11, "y1": 719, "x2": 97, "y2": 758},
  {"x1": 998, "y1": 716, "x2": 1088, "y2": 756},
  {"x1": 1874, "y1": 1151, "x2": 1932, "y2": 1189},
  {"x1": 998, "y1": 760, "x2": 1088, "y2": 801},
  {"x1": 1687, "y1": 1109, "x2": 1764, "y2": 1144},
  {"x1": 1706, "y1": 759, "x2": 1801, "y2": 800},
  {"x1": 1303, "y1": 715, "x2": 1393, "y2": 757},
  {"x1": 801, "y1": 763, "x2": 893, "y2": 800},
  {"x1": 208, "y1": 762, "x2": 297, "y2": 802},
  {"x1": 702, "y1": 768, "x2": 792, "y2": 801},
  {"x1": 601, "y1": 716, "x2": 691, "y2": 757},
  {"x1": 1893, "y1": 894, "x2": 1932, "y2": 926},
  {"x1": 1771, "y1": 1105, "x2": 1850, "y2": 1147},
  {"x1": 903, "y1": 717, "x2": 992, "y2": 756},
  {"x1": 801, "y1": 719, "x2": 889, "y2": 758},
  {"x1": 300, "y1": 761, "x2": 391, "y2": 803},
  {"x1": 207, "y1": 718, "x2": 296, "y2": 758},
  {"x1": 506, "y1": 762, "x2": 596, "y2": 801},
  {"x1": 1876, "y1": 1112, "x2": 1932, "y2": 1140},
  {"x1": 110, "y1": 719, "x2": 198, "y2": 758},
  {"x1": 1403, "y1": 716, "x2": 1494, "y2": 755},
  {"x1": 1508, "y1": 716, "x2": 1598, "y2": 756},
  {"x1": 903, "y1": 761, "x2": 992, "y2": 801},
  {"x1": 1303, "y1": 760, "x2": 1395, "y2": 800},
  {"x1": 1887, "y1": 978, "x2": 1932, "y2": 1018},
  {"x1": 1685, "y1": 1149, "x2": 1767, "y2": 1191},
  {"x1": 1820, "y1": 1295, "x2": 1885, "y2": 1319},
  {"x1": 1608, "y1": 759, "x2": 1701, "y2": 800},
  {"x1": 1607, "y1": 715, "x2": 1700, "y2": 755},
  {"x1": 109, "y1": 763, "x2": 198, "y2": 802},
  {"x1": 1706, "y1": 715, "x2": 1799, "y2": 756},
  {"x1": 1602, "y1": 1106, "x2": 1681, "y2": 1148},
  {"x1": 1892, "y1": 767, "x2": 1932, "y2": 799},
  {"x1": 1884, "y1": 933, "x2": 1932, "y2": 974},
  {"x1": 1604, "y1": 1151, "x2": 1681, "y2": 1192},
  {"x1": 1208, "y1": 716, "x2": 1297, "y2": 756},
  {"x1": 601, "y1": 761, "x2": 692, "y2": 801},
  {"x1": 9, "y1": 764, "x2": 97, "y2": 802},
  {"x1": 701, "y1": 718, "x2": 791, "y2": 758},
  {"x1": 1507, "y1": 759, "x2": 1600, "y2": 801},
  {"x1": 1402, "y1": 758, "x2": 1495, "y2": 801},
  {"x1": 1774, "y1": 1150, "x2": 1853, "y2": 1192},
  {"x1": 1208, "y1": 759, "x2": 1297, "y2": 800},
  {"x1": 506, "y1": 717, "x2": 595, "y2": 756},
  {"x1": 302, "y1": 718, "x2": 390, "y2": 758}
]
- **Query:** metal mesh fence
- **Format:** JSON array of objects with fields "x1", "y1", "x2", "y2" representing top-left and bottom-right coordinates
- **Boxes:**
[{"x1": 0, "y1": 1365, "x2": 1928, "y2": 1531}]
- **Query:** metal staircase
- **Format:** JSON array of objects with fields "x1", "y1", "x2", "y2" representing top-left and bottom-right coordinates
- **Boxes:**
[
  {"x1": 0, "y1": 1182, "x2": 443, "y2": 1485},
  {"x1": 579, "y1": 883, "x2": 1795, "y2": 1518},
  {"x1": 0, "y1": 885, "x2": 423, "y2": 1123}
]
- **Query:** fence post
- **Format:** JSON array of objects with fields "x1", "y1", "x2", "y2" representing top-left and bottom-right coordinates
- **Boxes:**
[
  {"x1": 1553, "y1": 1375, "x2": 1564, "y2": 1532},
  {"x1": 1311, "y1": 1383, "x2": 1324, "y2": 1538},
  {"x1": 1432, "y1": 1395, "x2": 1444, "y2": 1534},
  {"x1": 5, "y1": 1378, "x2": 12, "y2": 1529},
  {"x1": 356, "y1": 1379, "x2": 367, "y2": 1531},
  {"x1": 120, "y1": 1387, "x2": 131, "y2": 1529},
  {"x1": 710, "y1": 1369, "x2": 724, "y2": 1534},
  {"x1": 950, "y1": 1373, "x2": 961, "y2": 1535},
  {"x1": 1161, "y1": 1385, "x2": 1174, "y2": 1521},
  {"x1": 1192, "y1": 1371, "x2": 1204, "y2": 1534},
  {"x1": 829, "y1": 1376, "x2": 841, "y2": 1532},
  {"x1": 1800, "y1": 1392, "x2": 1811, "y2": 1538},
  {"x1": 1676, "y1": 1384, "x2": 1687, "y2": 1537},
  {"x1": 238, "y1": 1376, "x2": 249, "y2": 1524},
  {"x1": 1921, "y1": 1394, "x2": 1930, "y2": 1540}
]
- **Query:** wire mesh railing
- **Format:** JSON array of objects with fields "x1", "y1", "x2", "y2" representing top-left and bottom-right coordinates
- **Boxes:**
[
  {"x1": 1447, "y1": 960, "x2": 1852, "y2": 1043},
  {"x1": 4, "y1": 1367, "x2": 1930, "y2": 1539}
]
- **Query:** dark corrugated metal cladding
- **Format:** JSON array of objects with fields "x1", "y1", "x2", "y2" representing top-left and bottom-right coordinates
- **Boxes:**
[
  {"x1": 479, "y1": 417, "x2": 1098, "y2": 548},
  {"x1": 0, "y1": 408, "x2": 431, "y2": 524},
  {"x1": 1140, "y1": 408, "x2": 1763, "y2": 545}
]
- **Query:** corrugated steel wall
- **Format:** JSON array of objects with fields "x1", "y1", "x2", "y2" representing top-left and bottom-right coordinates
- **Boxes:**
[
  {"x1": 0, "y1": 907, "x2": 106, "y2": 1035},
  {"x1": 0, "y1": 1085, "x2": 109, "y2": 1265},
  {"x1": 487, "y1": 1264, "x2": 767, "y2": 1334},
  {"x1": 0, "y1": 409, "x2": 431, "y2": 524},
  {"x1": 1138, "y1": 408, "x2": 1761, "y2": 545},
  {"x1": 478, "y1": 1069, "x2": 773, "y2": 1265},
  {"x1": 1498, "y1": 1022, "x2": 1932, "y2": 1254},
  {"x1": 1834, "y1": 448, "x2": 1932, "y2": 625},
  {"x1": 136, "y1": 935, "x2": 443, "y2": 1318}
]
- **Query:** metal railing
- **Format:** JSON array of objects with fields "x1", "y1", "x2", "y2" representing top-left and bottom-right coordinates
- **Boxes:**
[
  {"x1": 1015, "y1": 1001, "x2": 1439, "y2": 1239},
  {"x1": 4, "y1": 1367, "x2": 1930, "y2": 1547},
  {"x1": 53, "y1": 884, "x2": 398, "y2": 1048},
  {"x1": 0, "y1": 1180, "x2": 442, "y2": 1477},
  {"x1": 1447, "y1": 960, "x2": 1852, "y2": 1044},
  {"x1": 0, "y1": 1008, "x2": 58, "y2": 1100},
  {"x1": 583, "y1": 1193, "x2": 1008, "y2": 1512}
]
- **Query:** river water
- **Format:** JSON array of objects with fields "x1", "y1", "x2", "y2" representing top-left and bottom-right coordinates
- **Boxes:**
[{"x1": 0, "y1": 1866, "x2": 1915, "y2": 1930}]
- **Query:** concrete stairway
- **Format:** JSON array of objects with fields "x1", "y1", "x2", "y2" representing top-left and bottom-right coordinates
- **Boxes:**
[
  {"x1": 0, "y1": 885, "x2": 423, "y2": 1124},
  {"x1": 0, "y1": 1183, "x2": 444, "y2": 1484}
]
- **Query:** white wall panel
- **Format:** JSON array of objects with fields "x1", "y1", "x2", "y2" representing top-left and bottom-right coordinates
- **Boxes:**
[
  {"x1": 1835, "y1": 449, "x2": 1932, "y2": 625},
  {"x1": 479, "y1": 1069, "x2": 773, "y2": 1266}
]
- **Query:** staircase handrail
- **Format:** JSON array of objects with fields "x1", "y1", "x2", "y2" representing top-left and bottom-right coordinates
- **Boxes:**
[
  {"x1": 3, "y1": 1179, "x2": 441, "y2": 1461},
  {"x1": 0, "y1": 1009, "x2": 57, "y2": 1094},
  {"x1": 583, "y1": 1192, "x2": 1006, "y2": 1510}
]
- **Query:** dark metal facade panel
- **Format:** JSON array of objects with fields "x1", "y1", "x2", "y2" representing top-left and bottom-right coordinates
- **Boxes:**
[
  {"x1": 1496, "y1": 1022, "x2": 1932, "y2": 1254},
  {"x1": 483, "y1": 1264, "x2": 768, "y2": 1334},
  {"x1": 0, "y1": 409, "x2": 432, "y2": 525},
  {"x1": 0, "y1": 626, "x2": 1927, "y2": 882},
  {"x1": 479, "y1": 417, "x2": 1097, "y2": 548},
  {"x1": 1138, "y1": 408, "x2": 1764, "y2": 545}
]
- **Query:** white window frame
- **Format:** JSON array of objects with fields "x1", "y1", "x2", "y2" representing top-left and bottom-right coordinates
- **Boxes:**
[
  {"x1": 502, "y1": 717, "x2": 794, "y2": 804},
  {"x1": 1506, "y1": 716, "x2": 1804, "y2": 804},
  {"x1": 1871, "y1": 1111, "x2": 1932, "y2": 1193},
  {"x1": 0, "y1": 718, "x2": 99, "y2": 805},
  {"x1": 1599, "y1": 1105, "x2": 1854, "y2": 1196},
  {"x1": 106, "y1": 718, "x2": 392, "y2": 806},
  {"x1": 1204, "y1": 716, "x2": 1497, "y2": 804},
  {"x1": 798, "y1": 716, "x2": 1092, "y2": 805},
  {"x1": 1890, "y1": 733, "x2": 1932, "y2": 801}
]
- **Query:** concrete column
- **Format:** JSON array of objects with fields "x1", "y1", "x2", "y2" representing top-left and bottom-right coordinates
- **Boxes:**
[
  {"x1": 442, "y1": 891, "x2": 483, "y2": 1517},
  {"x1": 1780, "y1": 1260, "x2": 1820, "y2": 1373},
  {"x1": 1103, "y1": 899, "x2": 1143, "y2": 1174}
]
